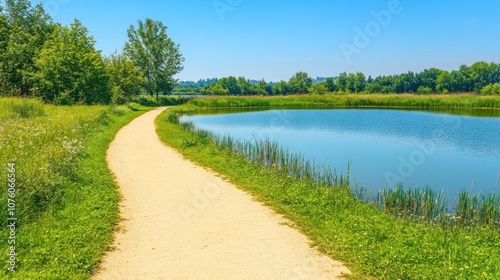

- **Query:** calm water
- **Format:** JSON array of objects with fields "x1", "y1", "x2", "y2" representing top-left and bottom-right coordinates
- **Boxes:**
[{"x1": 181, "y1": 109, "x2": 500, "y2": 199}]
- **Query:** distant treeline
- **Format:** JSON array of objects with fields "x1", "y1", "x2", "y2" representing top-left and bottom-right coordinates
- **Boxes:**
[{"x1": 176, "y1": 62, "x2": 500, "y2": 96}]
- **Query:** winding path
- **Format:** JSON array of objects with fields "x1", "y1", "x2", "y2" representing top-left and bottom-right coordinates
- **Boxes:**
[{"x1": 93, "y1": 107, "x2": 350, "y2": 279}]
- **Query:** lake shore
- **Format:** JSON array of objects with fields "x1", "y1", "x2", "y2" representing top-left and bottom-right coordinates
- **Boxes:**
[{"x1": 156, "y1": 98, "x2": 500, "y2": 279}]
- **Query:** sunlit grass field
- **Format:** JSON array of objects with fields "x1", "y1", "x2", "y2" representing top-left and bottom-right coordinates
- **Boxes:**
[{"x1": 0, "y1": 98, "x2": 149, "y2": 279}]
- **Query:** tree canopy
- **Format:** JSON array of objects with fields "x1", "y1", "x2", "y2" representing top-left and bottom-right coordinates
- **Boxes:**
[
  {"x1": 0, "y1": 1, "x2": 184, "y2": 104},
  {"x1": 124, "y1": 18, "x2": 184, "y2": 100},
  {"x1": 30, "y1": 20, "x2": 110, "y2": 104}
]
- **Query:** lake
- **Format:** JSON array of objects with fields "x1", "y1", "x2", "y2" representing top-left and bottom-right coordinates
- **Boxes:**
[{"x1": 180, "y1": 109, "x2": 500, "y2": 199}]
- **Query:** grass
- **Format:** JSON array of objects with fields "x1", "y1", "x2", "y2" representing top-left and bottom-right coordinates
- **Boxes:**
[
  {"x1": 0, "y1": 98, "x2": 150, "y2": 279},
  {"x1": 187, "y1": 94, "x2": 500, "y2": 109},
  {"x1": 157, "y1": 105, "x2": 500, "y2": 279}
]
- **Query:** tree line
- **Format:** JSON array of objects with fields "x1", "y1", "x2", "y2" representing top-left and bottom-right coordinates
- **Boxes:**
[
  {"x1": 2, "y1": 1, "x2": 499, "y2": 103},
  {"x1": 187, "y1": 62, "x2": 500, "y2": 96},
  {"x1": 0, "y1": 0, "x2": 183, "y2": 104}
]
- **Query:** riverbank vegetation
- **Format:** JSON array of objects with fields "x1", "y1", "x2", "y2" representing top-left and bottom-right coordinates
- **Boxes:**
[
  {"x1": 185, "y1": 94, "x2": 500, "y2": 110},
  {"x1": 157, "y1": 105, "x2": 500, "y2": 279},
  {"x1": 0, "y1": 98, "x2": 150, "y2": 278}
]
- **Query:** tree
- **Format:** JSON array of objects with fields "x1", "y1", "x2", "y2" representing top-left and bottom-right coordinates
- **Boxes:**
[
  {"x1": 480, "y1": 83, "x2": 500, "y2": 95},
  {"x1": 416, "y1": 68, "x2": 442, "y2": 93},
  {"x1": 309, "y1": 82, "x2": 327, "y2": 95},
  {"x1": 324, "y1": 77, "x2": 337, "y2": 92},
  {"x1": 105, "y1": 52, "x2": 143, "y2": 104},
  {"x1": 336, "y1": 72, "x2": 348, "y2": 92},
  {"x1": 0, "y1": 0, "x2": 55, "y2": 95},
  {"x1": 124, "y1": 18, "x2": 184, "y2": 100},
  {"x1": 289, "y1": 72, "x2": 312, "y2": 94},
  {"x1": 354, "y1": 72, "x2": 366, "y2": 92},
  {"x1": 272, "y1": 80, "x2": 291, "y2": 95},
  {"x1": 256, "y1": 79, "x2": 271, "y2": 95},
  {"x1": 30, "y1": 20, "x2": 110, "y2": 104},
  {"x1": 218, "y1": 76, "x2": 239, "y2": 95}
]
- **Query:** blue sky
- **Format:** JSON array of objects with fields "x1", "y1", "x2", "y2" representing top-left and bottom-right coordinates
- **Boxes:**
[{"x1": 35, "y1": 0, "x2": 500, "y2": 82}]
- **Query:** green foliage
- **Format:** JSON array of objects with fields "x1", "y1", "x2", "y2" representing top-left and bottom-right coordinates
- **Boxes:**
[
  {"x1": 0, "y1": 97, "x2": 149, "y2": 278},
  {"x1": 157, "y1": 106, "x2": 500, "y2": 279},
  {"x1": 105, "y1": 52, "x2": 144, "y2": 104},
  {"x1": 417, "y1": 85, "x2": 433, "y2": 94},
  {"x1": 9, "y1": 98, "x2": 45, "y2": 118},
  {"x1": 29, "y1": 20, "x2": 110, "y2": 104},
  {"x1": 0, "y1": 0, "x2": 55, "y2": 96},
  {"x1": 324, "y1": 77, "x2": 337, "y2": 92},
  {"x1": 288, "y1": 71, "x2": 313, "y2": 93},
  {"x1": 272, "y1": 80, "x2": 292, "y2": 95},
  {"x1": 309, "y1": 82, "x2": 328, "y2": 95},
  {"x1": 124, "y1": 18, "x2": 184, "y2": 100},
  {"x1": 481, "y1": 83, "x2": 500, "y2": 95}
]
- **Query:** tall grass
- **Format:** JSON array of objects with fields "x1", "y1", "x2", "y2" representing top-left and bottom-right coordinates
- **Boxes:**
[
  {"x1": 0, "y1": 97, "x2": 148, "y2": 278},
  {"x1": 188, "y1": 94, "x2": 500, "y2": 109}
]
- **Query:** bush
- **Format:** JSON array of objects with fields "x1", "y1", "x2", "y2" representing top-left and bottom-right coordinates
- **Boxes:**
[
  {"x1": 417, "y1": 86, "x2": 433, "y2": 94},
  {"x1": 481, "y1": 83, "x2": 500, "y2": 95}
]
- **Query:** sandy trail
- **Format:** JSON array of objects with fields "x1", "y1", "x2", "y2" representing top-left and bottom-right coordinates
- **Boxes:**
[{"x1": 93, "y1": 107, "x2": 350, "y2": 280}]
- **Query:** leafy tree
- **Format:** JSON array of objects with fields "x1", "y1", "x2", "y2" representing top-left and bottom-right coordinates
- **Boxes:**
[
  {"x1": 206, "y1": 82, "x2": 229, "y2": 95},
  {"x1": 415, "y1": 68, "x2": 442, "y2": 93},
  {"x1": 237, "y1": 76, "x2": 252, "y2": 95},
  {"x1": 0, "y1": 6, "x2": 8, "y2": 94},
  {"x1": 336, "y1": 72, "x2": 348, "y2": 92},
  {"x1": 354, "y1": 72, "x2": 366, "y2": 92},
  {"x1": 480, "y1": 83, "x2": 500, "y2": 95},
  {"x1": 468, "y1": 61, "x2": 499, "y2": 93},
  {"x1": 105, "y1": 52, "x2": 143, "y2": 104},
  {"x1": 416, "y1": 86, "x2": 433, "y2": 94},
  {"x1": 289, "y1": 72, "x2": 312, "y2": 93},
  {"x1": 218, "y1": 76, "x2": 240, "y2": 95},
  {"x1": 272, "y1": 80, "x2": 291, "y2": 95},
  {"x1": 256, "y1": 79, "x2": 271, "y2": 95},
  {"x1": 30, "y1": 20, "x2": 110, "y2": 104},
  {"x1": 309, "y1": 82, "x2": 328, "y2": 95},
  {"x1": 0, "y1": 0, "x2": 55, "y2": 95},
  {"x1": 124, "y1": 18, "x2": 184, "y2": 100},
  {"x1": 324, "y1": 77, "x2": 337, "y2": 92}
]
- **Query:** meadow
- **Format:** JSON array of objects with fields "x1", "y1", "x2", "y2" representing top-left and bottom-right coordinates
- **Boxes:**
[
  {"x1": 157, "y1": 97, "x2": 500, "y2": 279},
  {"x1": 0, "y1": 98, "x2": 150, "y2": 279}
]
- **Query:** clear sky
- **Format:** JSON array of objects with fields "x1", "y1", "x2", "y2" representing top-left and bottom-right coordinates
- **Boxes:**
[{"x1": 33, "y1": 0, "x2": 500, "y2": 82}]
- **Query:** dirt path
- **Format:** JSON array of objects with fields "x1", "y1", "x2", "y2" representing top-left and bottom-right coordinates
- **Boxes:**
[{"x1": 93, "y1": 107, "x2": 351, "y2": 280}]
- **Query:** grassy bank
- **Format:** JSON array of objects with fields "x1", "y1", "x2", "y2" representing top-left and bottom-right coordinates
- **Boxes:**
[
  {"x1": 157, "y1": 106, "x2": 500, "y2": 279},
  {"x1": 0, "y1": 98, "x2": 150, "y2": 279},
  {"x1": 187, "y1": 94, "x2": 500, "y2": 109}
]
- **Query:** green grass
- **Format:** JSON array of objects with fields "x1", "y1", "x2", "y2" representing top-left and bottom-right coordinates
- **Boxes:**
[
  {"x1": 0, "y1": 98, "x2": 150, "y2": 279},
  {"x1": 157, "y1": 106, "x2": 500, "y2": 279},
  {"x1": 187, "y1": 94, "x2": 500, "y2": 109}
]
